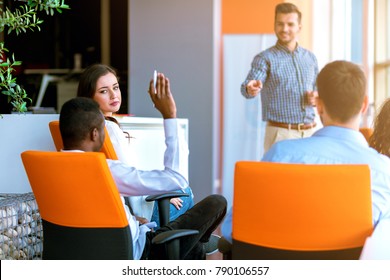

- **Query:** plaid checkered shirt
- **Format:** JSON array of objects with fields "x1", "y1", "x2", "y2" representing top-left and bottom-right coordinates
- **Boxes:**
[{"x1": 241, "y1": 42, "x2": 319, "y2": 124}]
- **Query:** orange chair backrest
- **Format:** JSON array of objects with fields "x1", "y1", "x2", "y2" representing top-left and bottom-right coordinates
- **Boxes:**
[
  {"x1": 48, "y1": 120, "x2": 64, "y2": 151},
  {"x1": 233, "y1": 161, "x2": 373, "y2": 251},
  {"x1": 49, "y1": 120, "x2": 118, "y2": 160},
  {"x1": 21, "y1": 151, "x2": 127, "y2": 228}
]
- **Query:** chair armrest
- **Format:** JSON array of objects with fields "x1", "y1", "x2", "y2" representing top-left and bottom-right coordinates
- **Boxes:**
[
  {"x1": 152, "y1": 229, "x2": 199, "y2": 244},
  {"x1": 152, "y1": 229, "x2": 199, "y2": 259},
  {"x1": 145, "y1": 192, "x2": 189, "y2": 202},
  {"x1": 145, "y1": 192, "x2": 190, "y2": 226}
]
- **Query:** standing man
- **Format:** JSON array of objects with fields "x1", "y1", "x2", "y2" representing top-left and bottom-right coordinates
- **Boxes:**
[{"x1": 241, "y1": 2, "x2": 319, "y2": 153}]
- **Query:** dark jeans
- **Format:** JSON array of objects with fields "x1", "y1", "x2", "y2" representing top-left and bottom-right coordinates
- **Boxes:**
[{"x1": 141, "y1": 194, "x2": 227, "y2": 260}]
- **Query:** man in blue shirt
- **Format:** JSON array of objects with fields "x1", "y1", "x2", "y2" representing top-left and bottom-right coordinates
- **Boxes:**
[
  {"x1": 222, "y1": 60, "x2": 390, "y2": 247},
  {"x1": 241, "y1": 3, "x2": 319, "y2": 153}
]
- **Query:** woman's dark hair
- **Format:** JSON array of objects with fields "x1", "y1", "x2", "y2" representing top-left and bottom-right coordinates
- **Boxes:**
[
  {"x1": 369, "y1": 98, "x2": 390, "y2": 157},
  {"x1": 77, "y1": 63, "x2": 131, "y2": 140},
  {"x1": 77, "y1": 64, "x2": 119, "y2": 99}
]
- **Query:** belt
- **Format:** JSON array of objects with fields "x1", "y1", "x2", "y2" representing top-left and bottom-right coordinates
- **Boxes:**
[{"x1": 268, "y1": 121, "x2": 316, "y2": 131}]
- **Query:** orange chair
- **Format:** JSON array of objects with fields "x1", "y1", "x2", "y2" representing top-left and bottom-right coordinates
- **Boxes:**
[
  {"x1": 359, "y1": 127, "x2": 373, "y2": 143},
  {"x1": 48, "y1": 120, "x2": 188, "y2": 224},
  {"x1": 232, "y1": 161, "x2": 373, "y2": 260},
  {"x1": 21, "y1": 151, "x2": 197, "y2": 260},
  {"x1": 49, "y1": 120, "x2": 118, "y2": 159}
]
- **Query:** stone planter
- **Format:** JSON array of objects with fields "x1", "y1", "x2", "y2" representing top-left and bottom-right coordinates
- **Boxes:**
[{"x1": 0, "y1": 193, "x2": 43, "y2": 260}]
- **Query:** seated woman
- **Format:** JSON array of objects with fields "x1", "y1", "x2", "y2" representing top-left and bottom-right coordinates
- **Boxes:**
[
  {"x1": 369, "y1": 98, "x2": 390, "y2": 158},
  {"x1": 76, "y1": 64, "x2": 194, "y2": 226}
]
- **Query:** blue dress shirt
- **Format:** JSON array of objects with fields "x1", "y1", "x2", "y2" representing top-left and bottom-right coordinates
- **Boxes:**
[{"x1": 222, "y1": 126, "x2": 390, "y2": 243}]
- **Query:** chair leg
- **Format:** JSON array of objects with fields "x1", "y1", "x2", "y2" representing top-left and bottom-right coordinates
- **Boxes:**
[
  {"x1": 165, "y1": 239, "x2": 180, "y2": 260},
  {"x1": 218, "y1": 236, "x2": 232, "y2": 260}
]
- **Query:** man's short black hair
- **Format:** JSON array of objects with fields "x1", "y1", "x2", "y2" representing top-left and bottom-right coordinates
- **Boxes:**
[{"x1": 59, "y1": 97, "x2": 104, "y2": 149}]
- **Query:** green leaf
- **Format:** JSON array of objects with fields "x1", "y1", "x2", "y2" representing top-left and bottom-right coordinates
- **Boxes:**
[{"x1": 1, "y1": 0, "x2": 71, "y2": 112}]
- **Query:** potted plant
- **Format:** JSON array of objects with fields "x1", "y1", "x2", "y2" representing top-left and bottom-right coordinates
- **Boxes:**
[
  {"x1": 0, "y1": 0, "x2": 69, "y2": 114},
  {"x1": 0, "y1": 0, "x2": 69, "y2": 194}
]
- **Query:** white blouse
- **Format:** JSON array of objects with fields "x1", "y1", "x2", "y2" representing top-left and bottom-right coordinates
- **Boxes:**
[{"x1": 105, "y1": 118, "x2": 190, "y2": 259}]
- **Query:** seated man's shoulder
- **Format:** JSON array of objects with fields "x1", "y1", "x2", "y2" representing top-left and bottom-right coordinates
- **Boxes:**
[{"x1": 369, "y1": 150, "x2": 390, "y2": 168}]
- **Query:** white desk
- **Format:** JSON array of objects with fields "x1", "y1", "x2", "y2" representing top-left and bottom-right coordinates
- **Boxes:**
[
  {"x1": 117, "y1": 116, "x2": 189, "y2": 173},
  {"x1": 360, "y1": 219, "x2": 390, "y2": 260},
  {"x1": 0, "y1": 115, "x2": 188, "y2": 194},
  {"x1": 114, "y1": 116, "x2": 189, "y2": 220},
  {"x1": 24, "y1": 68, "x2": 83, "y2": 107}
]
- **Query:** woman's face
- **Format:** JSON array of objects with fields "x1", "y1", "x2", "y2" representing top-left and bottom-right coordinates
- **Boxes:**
[{"x1": 93, "y1": 72, "x2": 121, "y2": 116}]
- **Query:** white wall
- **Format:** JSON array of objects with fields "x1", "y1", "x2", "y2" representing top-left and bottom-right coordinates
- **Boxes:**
[
  {"x1": 128, "y1": 0, "x2": 220, "y2": 202},
  {"x1": 222, "y1": 34, "x2": 276, "y2": 206},
  {"x1": 0, "y1": 114, "x2": 58, "y2": 193},
  {"x1": 312, "y1": 0, "x2": 332, "y2": 70}
]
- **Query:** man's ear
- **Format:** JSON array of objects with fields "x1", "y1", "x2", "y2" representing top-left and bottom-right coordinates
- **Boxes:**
[
  {"x1": 361, "y1": 95, "x2": 369, "y2": 115},
  {"x1": 90, "y1": 127, "x2": 99, "y2": 142},
  {"x1": 316, "y1": 97, "x2": 324, "y2": 116}
]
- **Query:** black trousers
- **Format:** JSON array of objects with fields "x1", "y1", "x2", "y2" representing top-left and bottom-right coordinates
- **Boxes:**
[{"x1": 141, "y1": 194, "x2": 227, "y2": 260}]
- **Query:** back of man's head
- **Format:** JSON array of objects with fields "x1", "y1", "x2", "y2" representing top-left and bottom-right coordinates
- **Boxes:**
[
  {"x1": 317, "y1": 60, "x2": 366, "y2": 123},
  {"x1": 59, "y1": 97, "x2": 104, "y2": 150},
  {"x1": 275, "y1": 2, "x2": 302, "y2": 23}
]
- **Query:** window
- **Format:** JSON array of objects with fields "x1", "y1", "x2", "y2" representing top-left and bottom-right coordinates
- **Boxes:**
[
  {"x1": 374, "y1": 0, "x2": 390, "y2": 113},
  {"x1": 313, "y1": 0, "x2": 374, "y2": 125}
]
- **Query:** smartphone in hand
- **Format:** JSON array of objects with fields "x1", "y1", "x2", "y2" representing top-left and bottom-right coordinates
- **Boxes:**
[{"x1": 153, "y1": 70, "x2": 157, "y2": 93}]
